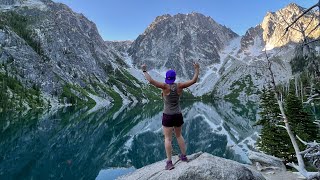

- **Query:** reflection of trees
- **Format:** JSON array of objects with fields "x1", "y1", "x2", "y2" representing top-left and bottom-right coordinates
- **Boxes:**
[
  {"x1": 0, "y1": 102, "x2": 163, "y2": 180},
  {"x1": 212, "y1": 99, "x2": 258, "y2": 139},
  {"x1": 121, "y1": 101, "x2": 256, "y2": 168},
  {"x1": 0, "y1": 99, "x2": 258, "y2": 179}
]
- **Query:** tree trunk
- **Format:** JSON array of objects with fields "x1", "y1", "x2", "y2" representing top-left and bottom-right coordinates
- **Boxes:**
[
  {"x1": 300, "y1": 79, "x2": 303, "y2": 103},
  {"x1": 267, "y1": 59, "x2": 307, "y2": 174},
  {"x1": 295, "y1": 75, "x2": 299, "y2": 97}
]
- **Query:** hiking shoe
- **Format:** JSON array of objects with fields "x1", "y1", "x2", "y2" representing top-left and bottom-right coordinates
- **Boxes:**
[
  {"x1": 165, "y1": 160, "x2": 174, "y2": 170},
  {"x1": 179, "y1": 154, "x2": 188, "y2": 162}
]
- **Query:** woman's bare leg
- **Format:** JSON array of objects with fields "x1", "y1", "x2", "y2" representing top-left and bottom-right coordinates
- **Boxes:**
[
  {"x1": 163, "y1": 126, "x2": 173, "y2": 161},
  {"x1": 174, "y1": 126, "x2": 186, "y2": 155}
]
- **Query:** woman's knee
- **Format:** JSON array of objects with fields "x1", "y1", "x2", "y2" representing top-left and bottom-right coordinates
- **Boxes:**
[
  {"x1": 176, "y1": 134, "x2": 184, "y2": 139},
  {"x1": 165, "y1": 136, "x2": 173, "y2": 142}
]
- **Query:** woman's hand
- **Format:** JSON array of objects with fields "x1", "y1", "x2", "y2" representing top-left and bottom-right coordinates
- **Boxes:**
[
  {"x1": 193, "y1": 62, "x2": 200, "y2": 70},
  {"x1": 141, "y1": 64, "x2": 147, "y2": 72}
]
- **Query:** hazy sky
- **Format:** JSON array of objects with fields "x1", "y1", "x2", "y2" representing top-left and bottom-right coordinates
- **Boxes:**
[{"x1": 52, "y1": 0, "x2": 318, "y2": 41}]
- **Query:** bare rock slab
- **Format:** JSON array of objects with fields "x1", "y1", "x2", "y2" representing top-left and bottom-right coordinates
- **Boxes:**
[{"x1": 117, "y1": 152, "x2": 265, "y2": 180}]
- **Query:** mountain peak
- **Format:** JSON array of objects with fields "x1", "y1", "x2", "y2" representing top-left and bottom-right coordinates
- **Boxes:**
[
  {"x1": 264, "y1": 3, "x2": 305, "y2": 18},
  {"x1": 284, "y1": 3, "x2": 304, "y2": 11},
  {"x1": 154, "y1": 14, "x2": 171, "y2": 22},
  {"x1": 152, "y1": 12, "x2": 212, "y2": 24},
  {"x1": 186, "y1": 12, "x2": 206, "y2": 17},
  {"x1": 129, "y1": 12, "x2": 238, "y2": 79},
  {"x1": 249, "y1": 2, "x2": 319, "y2": 50},
  {"x1": 276, "y1": 2, "x2": 305, "y2": 16},
  {"x1": 146, "y1": 12, "x2": 221, "y2": 33}
]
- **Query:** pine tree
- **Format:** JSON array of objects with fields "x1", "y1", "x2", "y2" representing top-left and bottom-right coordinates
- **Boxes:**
[
  {"x1": 285, "y1": 88, "x2": 319, "y2": 145},
  {"x1": 257, "y1": 86, "x2": 293, "y2": 161},
  {"x1": 258, "y1": 83, "x2": 320, "y2": 163}
]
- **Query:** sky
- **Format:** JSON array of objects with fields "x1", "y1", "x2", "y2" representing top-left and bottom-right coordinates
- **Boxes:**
[{"x1": 53, "y1": 0, "x2": 318, "y2": 41}]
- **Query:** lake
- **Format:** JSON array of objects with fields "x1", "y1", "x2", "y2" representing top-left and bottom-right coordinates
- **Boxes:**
[{"x1": 0, "y1": 99, "x2": 259, "y2": 180}]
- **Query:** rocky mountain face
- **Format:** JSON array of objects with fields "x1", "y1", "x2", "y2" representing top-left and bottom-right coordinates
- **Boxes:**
[
  {"x1": 105, "y1": 40, "x2": 132, "y2": 66},
  {"x1": 128, "y1": 13, "x2": 238, "y2": 78},
  {"x1": 122, "y1": 3, "x2": 319, "y2": 101},
  {"x1": 0, "y1": 0, "x2": 162, "y2": 110},
  {"x1": 1, "y1": 0, "x2": 119, "y2": 92},
  {"x1": 105, "y1": 40, "x2": 132, "y2": 56},
  {"x1": 239, "y1": 26, "x2": 264, "y2": 53},
  {"x1": 261, "y1": 3, "x2": 319, "y2": 49},
  {"x1": 240, "y1": 3, "x2": 319, "y2": 52},
  {"x1": 195, "y1": 3, "x2": 319, "y2": 100},
  {"x1": 0, "y1": 0, "x2": 319, "y2": 110}
]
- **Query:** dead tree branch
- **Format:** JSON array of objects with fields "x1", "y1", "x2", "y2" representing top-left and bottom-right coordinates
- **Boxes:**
[
  {"x1": 304, "y1": 38, "x2": 320, "y2": 45},
  {"x1": 264, "y1": 48, "x2": 307, "y2": 175},
  {"x1": 304, "y1": 93, "x2": 320, "y2": 104},
  {"x1": 285, "y1": 4, "x2": 318, "y2": 32},
  {"x1": 275, "y1": 124, "x2": 287, "y2": 130},
  {"x1": 306, "y1": 23, "x2": 320, "y2": 37}
]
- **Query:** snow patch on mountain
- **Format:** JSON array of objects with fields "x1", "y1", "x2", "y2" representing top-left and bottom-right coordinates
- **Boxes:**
[
  {"x1": 189, "y1": 68, "x2": 219, "y2": 96},
  {"x1": 188, "y1": 37, "x2": 241, "y2": 96},
  {"x1": 220, "y1": 37, "x2": 242, "y2": 61},
  {"x1": 243, "y1": 37, "x2": 264, "y2": 58}
]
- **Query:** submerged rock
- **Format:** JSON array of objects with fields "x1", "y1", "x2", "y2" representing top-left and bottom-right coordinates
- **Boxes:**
[{"x1": 117, "y1": 152, "x2": 265, "y2": 180}]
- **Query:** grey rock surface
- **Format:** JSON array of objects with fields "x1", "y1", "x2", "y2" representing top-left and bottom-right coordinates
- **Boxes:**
[
  {"x1": 0, "y1": 0, "x2": 17, "y2": 5},
  {"x1": 105, "y1": 40, "x2": 132, "y2": 57},
  {"x1": 128, "y1": 12, "x2": 238, "y2": 79},
  {"x1": 241, "y1": 3, "x2": 319, "y2": 51},
  {"x1": 209, "y1": 3, "x2": 320, "y2": 99},
  {"x1": 0, "y1": 0, "x2": 121, "y2": 95},
  {"x1": 1, "y1": 1, "x2": 319, "y2": 106},
  {"x1": 118, "y1": 152, "x2": 265, "y2": 180}
]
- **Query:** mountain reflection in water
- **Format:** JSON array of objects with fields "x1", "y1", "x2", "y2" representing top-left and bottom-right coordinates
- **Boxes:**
[{"x1": 0, "y1": 100, "x2": 259, "y2": 180}]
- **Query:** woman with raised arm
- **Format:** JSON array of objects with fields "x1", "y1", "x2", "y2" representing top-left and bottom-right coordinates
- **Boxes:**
[{"x1": 141, "y1": 62, "x2": 200, "y2": 170}]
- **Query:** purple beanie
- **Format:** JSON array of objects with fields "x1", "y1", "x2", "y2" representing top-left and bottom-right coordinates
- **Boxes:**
[{"x1": 165, "y1": 70, "x2": 176, "y2": 84}]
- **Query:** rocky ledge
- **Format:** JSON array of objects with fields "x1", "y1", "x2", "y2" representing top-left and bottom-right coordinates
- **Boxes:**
[{"x1": 117, "y1": 152, "x2": 265, "y2": 180}]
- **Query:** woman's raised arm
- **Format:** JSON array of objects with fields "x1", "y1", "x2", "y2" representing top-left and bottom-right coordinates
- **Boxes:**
[
  {"x1": 141, "y1": 64, "x2": 166, "y2": 89},
  {"x1": 178, "y1": 62, "x2": 200, "y2": 89}
]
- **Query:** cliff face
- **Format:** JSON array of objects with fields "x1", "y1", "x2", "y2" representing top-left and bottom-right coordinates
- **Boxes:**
[
  {"x1": 240, "y1": 3, "x2": 319, "y2": 52},
  {"x1": 0, "y1": 0, "x2": 121, "y2": 94},
  {"x1": 0, "y1": 0, "x2": 117, "y2": 97},
  {"x1": 123, "y1": 3, "x2": 319, "y2": 100},
  {"x1": 1, "y1": 1, "x2": 319, "y2": 109},
  {"x1": 128, "y1": 12, "x2": 238, "y2": 78},
  {"x1": 190, "y1": 3, "x2": 319, "y2": 100},
  {"x1": 261, "y1": 3, "x2": 319, "y2": 49},
  {"x1": 0, "y1": 0, "x2": 163, "y2": 109}
]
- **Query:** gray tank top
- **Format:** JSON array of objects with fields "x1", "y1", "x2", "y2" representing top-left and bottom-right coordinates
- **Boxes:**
[{"x1": 163, "y1": 83, "x2": 181, "y2": 115}]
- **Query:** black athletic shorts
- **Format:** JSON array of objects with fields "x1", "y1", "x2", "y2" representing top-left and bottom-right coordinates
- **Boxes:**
[{"x1": 162, "y1": 113, "x2": 184, "y2": 127}]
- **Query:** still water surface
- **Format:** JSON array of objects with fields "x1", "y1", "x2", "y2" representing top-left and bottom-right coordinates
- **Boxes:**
[{"x1": 0, "y1": 100, "x2": 259, "y2": 180}]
